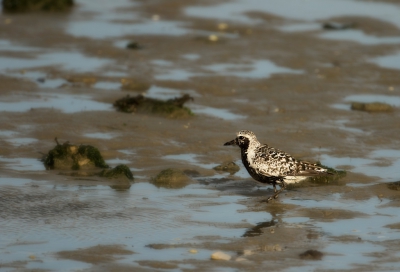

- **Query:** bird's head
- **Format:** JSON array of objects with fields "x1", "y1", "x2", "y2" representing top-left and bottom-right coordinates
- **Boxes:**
[{"x1": 224, "y1": 130, "x2": 258, "y2": 149}]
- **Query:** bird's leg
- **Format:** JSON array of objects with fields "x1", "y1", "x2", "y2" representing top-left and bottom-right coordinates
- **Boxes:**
[
  {"x1": 267, "y1": 179, "x2": 287, "y2": 202},
  {"x1": 273, "y1": 180, "x2": 287, "y2": 199},
  {"x1": 267, "y1": 183, "x2": 278, "y2": 202}
]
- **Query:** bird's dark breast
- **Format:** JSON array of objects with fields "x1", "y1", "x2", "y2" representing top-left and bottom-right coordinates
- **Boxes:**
[{"x1": 240, "y1": 149, "x2": 281, "y2": 185}]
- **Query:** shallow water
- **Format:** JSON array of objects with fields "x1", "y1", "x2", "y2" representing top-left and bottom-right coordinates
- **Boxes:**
[
  {"x1": 0, "y1": 180, "x2": 260, "y2": 270},
  {"x1": 320, "y1": 30, "x2": 400, "y2": 45},
  {"x1": 0, "y1": 52, "x2": 112, "y2": 73},
  {"x1": 369, "y1": 51, "x2": 400, "y2": 70},
  {"x1": 185, "y1": 0, "x2": 400, "y2": 28},
  {"x1": 0, "y1": 93, "x2": 112, "y2": 113},
  {"x1": 203, "y1": 60, "x2": 303, "y2": 79}
]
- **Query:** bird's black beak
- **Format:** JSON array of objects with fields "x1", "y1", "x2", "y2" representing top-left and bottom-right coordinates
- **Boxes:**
[{"x1": 224, "y1": 139, "x2": 237, "y2": 146}]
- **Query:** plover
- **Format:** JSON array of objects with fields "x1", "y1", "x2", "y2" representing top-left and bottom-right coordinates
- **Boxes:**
[{"x1": 224, "y1": 130, "x2": 330, "y2": 201}]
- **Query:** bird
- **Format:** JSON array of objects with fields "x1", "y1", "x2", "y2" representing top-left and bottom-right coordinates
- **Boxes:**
[{"x1": 224, "y1": 130, "x2": 331, "y2": 201}]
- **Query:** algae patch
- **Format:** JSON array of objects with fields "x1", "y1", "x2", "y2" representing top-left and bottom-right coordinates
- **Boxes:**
[
  {"x1": 213, "y1": 161, "x2": 240, "y2": 174},
  {"x1": 43, "y1": 138, "x2": 108, "y2": 170},
  {"x1": 299, "y1": 249, "x2": 323, "y2": 260},
  {"x1": 113, "y1": 94, "x2": 193, "y2": 118},
  {"x1": 43, "y1": 139, "x2": 134, "y2": 185},
  {"x1": 351, "y1": 102, "x2": 393, "y2": 112},
  {"x1": 152, "y1": 168, "x2": 191, "y2": 189},
  {"x1": 99, "y1": 164, "x2": 134, "y2": 181},
  {"x1": 2, "y1": 0, "x2": 74, "y2": 12},
  {"x1": 306, "y1": 164, "x2": 346, "y2": 185},
  {"x1": 387, "y1": 181, "x2": 400, "y2": 191},
  {"x1": 287, "y1": 164, "x2": 346, "y2": 189}
]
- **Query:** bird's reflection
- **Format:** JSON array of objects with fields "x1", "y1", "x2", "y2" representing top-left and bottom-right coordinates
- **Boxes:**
[{"x1": 242, "y1": 219, "x2": 276, "y2": 237}]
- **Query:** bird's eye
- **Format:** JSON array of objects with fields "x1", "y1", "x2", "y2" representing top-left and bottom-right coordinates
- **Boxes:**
[{"x1": 238, "y1": 136, "x2": 245, "y2": 140}]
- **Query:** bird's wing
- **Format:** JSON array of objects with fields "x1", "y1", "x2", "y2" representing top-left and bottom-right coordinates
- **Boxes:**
[
  {"x1": 293, "y1": 161, "x2": 330, "y2": 176},
  {"x1": 253, "y1": 145, "x2": 298, "y2": 176},
  {"x1": 254, "y1": 145, "x2": 329, "y2": 177}
]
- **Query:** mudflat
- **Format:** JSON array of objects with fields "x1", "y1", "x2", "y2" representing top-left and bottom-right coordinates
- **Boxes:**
[{"x1": 1, "y1": 0, "x2": 400, "y2": 271}]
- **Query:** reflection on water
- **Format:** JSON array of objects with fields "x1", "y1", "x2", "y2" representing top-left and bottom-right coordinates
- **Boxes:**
[
  {"x1": 0, "y1": 39, "x2": 42, "y2": 52},
  {"x1": 5, "y1": 137, "x2": 38, "y2": 146},
  {"x1": 320, "y1": 30, "x2": 400, "y2": 45},
  {"x1": 284, "y1": 195, "x2": 400, "y2": 270},
  {"x1": 0, "y1": 157, "x2": 43, "y2": 171},
  {"x1": 0, "y1": 52, "x2": 112, "y2": 73},
  {"x1": 163, "y1": 153, "x2": 219, "y2": 169},
  {"x1": 204, "y1": 60, "x2": 303, "y2": 79},
  {"x1": 278, "y1": 22, "x2": 321, "y2": 32},
  {"x1": 83, "y1": 132, "x2": 116, "y2": 140},
  {"x1": 93, "y1": 81, "x2": 121, "y2": 90},
  {"x1": 369, "y1": 51, "x2": 400, "y2": 70},
  {"x1": 67, "y1": 0, "x2": 187, "y2": 39},
  {"x1": 0, "y1": 181, "x2": 263, "y2": 270},
  {"x1": 332, "y1": 94, "x2": 400, "y2": 111},
  {"x1": 185, "y1": 0, "x2": 400, "y2": 29},
  {"x1": 0, "y1": 93, "x2": 112, "y2": 113},
  {"x1": 68, "y1": 20, "x2": 189, "y2": 39},
  {"x1": 181, "y1": 54, "x2": 201, "y2": 61},
  {"x1": 242, "y1": 219, "x2": 276, "y2": 237},
  {"x1": 319, "y1": 150, "x2": 400, "y2": 182},
  {"x1": 145, "y1": 86, "x2": 183, "y2": 100},
  {"x1": 190, "y1": 105, "x2": 246, "y2": 121}
]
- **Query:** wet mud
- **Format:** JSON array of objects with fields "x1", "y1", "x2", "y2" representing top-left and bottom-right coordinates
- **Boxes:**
[{"x1": 1, "y1": 0, "x2": 400, "y2": 271}]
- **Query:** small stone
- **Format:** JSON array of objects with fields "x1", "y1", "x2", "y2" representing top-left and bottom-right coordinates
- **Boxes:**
[
  {"x1": 218, "y1": 23, "x2": 228, "y2": 30},
  {"x1": 99, "y1": 164, "x2": 134, "y2": 181},
  {"x1": 273, "y1": 244, "x2": 282, "y2": 251},
  {"x1": 235, "y1": 257, "x2": 248, "y2": 262},
  {"x1": 152, "y1": 168, "x2": 191, "y2": 189},
  {"x1": 299, "y1": 249, "x2": 323, "y2": 260},
  {"x1": 351, "y1": 102, "x2": 393, "y2": 112},
  {"x1": 126, "y1": 41, "x2": 142, "y2": 50},
  {"x1": 211, "y1": 251, "x2": 231, "y2": 261},
  {"x1": 189, "y1": 249, "x2": 198, "y2": 254},
  {"x1": 208, "y1": 34, "x2": 219, "y2": 42},
  {"x1": 243, "y1": 249, "x2": 253, "y2": 256}
]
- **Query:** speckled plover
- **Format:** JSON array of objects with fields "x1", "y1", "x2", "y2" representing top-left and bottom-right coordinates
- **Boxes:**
[{"x1": 224, "y1": 130, "x2": 330, "y2": 201}]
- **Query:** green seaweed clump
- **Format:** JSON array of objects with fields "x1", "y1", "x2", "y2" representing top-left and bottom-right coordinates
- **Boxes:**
[
  {"x1": 43, "y1": 138, "x2": 108, "y2": 170},
  {"x1": 152, "y1": 168, "x2": 191, "y2": 189},
  {"x1": 126, "y1": 41, "x2": 143, "y2": 50},
  {"x1": 113, "y1": 94, "x2": 193, "y2": 118},
  {"x1": 387, "y1": 181, "x2": 400, "y2": 191},
  {"x1": 351, "y1": 102, "x2": 393, "y2": 112},
  {"x1": 213, "y1": 161, "x2": 240, "y2": 174},
  {"x1": 287, "y1": 164, "x2": 346, "y2": 189},
  {"x1": 99, "y1": 164, "x2": 134, "y2": 181},
  {"x1": 306, "y1": 164, "x2": 347, "y2": 185},
  {"x1": 2, "y1": 0, "x2": 74, "y2": 13},
  {"x1": 299, "y1": 249, "x2": 324, "y2": 260}
]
